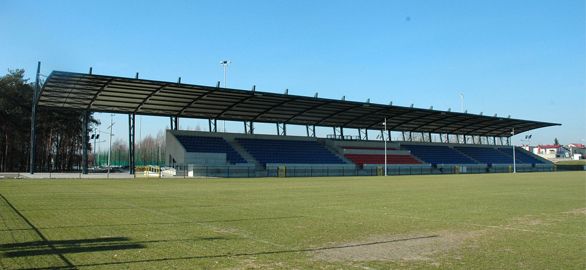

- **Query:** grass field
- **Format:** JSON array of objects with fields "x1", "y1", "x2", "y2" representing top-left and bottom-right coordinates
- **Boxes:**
[{"x1": 1, "y1": 172, "x2": 585, "y2": 269}]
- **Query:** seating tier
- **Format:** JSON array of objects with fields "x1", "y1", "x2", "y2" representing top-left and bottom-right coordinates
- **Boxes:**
[
  {"x1": 497, "y1": 147, "x2": 545, "y2": 164},
  {"x1": 175, "y1": 135, "x2": 246, "y2": 164},
  {"x1": 236, "y1": 138, "x2": 345, "y2": 166},
  {"x1": 454, "y1": 146, "x2": 513, "y2": 164},
  {"x1": 402, "y1": 144, "x2": 477, "y2": 164},
  {"x1": 345, "y1": 154, "x2": 421, "y2": 166}
]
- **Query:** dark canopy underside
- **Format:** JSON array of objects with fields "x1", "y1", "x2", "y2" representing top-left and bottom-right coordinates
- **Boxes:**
[{"x1": 37, "y1": 71, "x2": 559, "y2": 137}]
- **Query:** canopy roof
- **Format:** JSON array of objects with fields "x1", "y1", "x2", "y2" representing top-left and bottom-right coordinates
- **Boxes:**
[{"x1": 38, "y1": 71, "x2": 559, "y2": 137}]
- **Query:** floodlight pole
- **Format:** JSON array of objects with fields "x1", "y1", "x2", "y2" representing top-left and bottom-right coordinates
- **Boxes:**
[
  {"x1": 220, "y1": 60, "x2": 231, "y2": 132},
  {"x1": 383, "y1": 117, "x2": 387, "y2": 176},
  {"x1": 511, "y1": 128, "x2": 517, "y2": 173},
  {"x1": 29, "y1": 61, "x2": 41, "y2": 174},
  {"x1": 107, "y1": 114, "x2": 115, "y2": 178}
]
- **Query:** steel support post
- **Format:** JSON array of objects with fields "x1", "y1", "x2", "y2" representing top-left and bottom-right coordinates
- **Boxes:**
[
  {"x1": 169, "y1": 116, "x2": 178, "y2": 130},
  {"x1": 359, "y1": 128, "x2": 368, "y2": 140},
  {"x1": 306, "y1": 125, "x2": 316, "y2": 137},
  {"x1": 208, "y1": 119, "x2": 217, "y2": 132},
  {"x1": 332, "y1": 127, "x2": 342, "y2": 139},
  {"x1": 82, "y1": 111, "x2": 89, "y2": 174},
  {"x1": 277, "y1": 123, "x2": 286, "y2": 136},
  {"x1": 128, "y1": 114, "x2": 135, "y2": 174},
  {"x1": 29, "y1": 61, "x2": 40, "y2": 174},
  {"x1": 244, "y1": 121, "x2": 254, "y2": 134}
]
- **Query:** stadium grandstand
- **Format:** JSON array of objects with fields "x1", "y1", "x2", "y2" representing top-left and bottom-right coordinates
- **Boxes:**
[{"x1": 32, "y1": 67, "x2": 559, "y2": 177}]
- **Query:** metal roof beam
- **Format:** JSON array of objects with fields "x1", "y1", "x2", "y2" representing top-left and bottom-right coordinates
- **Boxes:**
[
  {"x1": 177, "y1": 88, "x2": 217, "y2": 116},
  {"x1": 134, "y1": 84, "x2": 168, "y2": 113},
  {"x1": 448, "y1": 118, "x2": 501, "y2": 134},
  {"x1": 315, "y1": 104, "x2": 364, "y2": 125},
  {"x1": 341, "y1": 107, "x2": 389, "y2": 128},
  {"x1": 366, "y1": 110, "x2": 424, "y2": 129},
  {"x1": 87, "y1": 78, "x2": 114, "y2": 110},
  {"x1": 283, "y1": 101, "x2": 331, "y2": 123}
]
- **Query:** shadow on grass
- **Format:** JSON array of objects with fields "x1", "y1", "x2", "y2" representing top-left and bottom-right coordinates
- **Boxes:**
[
  {"x1": 0, "y1": 215, "x2": 304, "y2": 232},
  {"x1": 1, "y1": 237, "x2": 144, "y2": 258},
  {"x1": 22, "y1": 234, "x2": 439, "y2": 269},
  {"x1": 1, "y1": 236, "x2": 234, "y2": 258}
]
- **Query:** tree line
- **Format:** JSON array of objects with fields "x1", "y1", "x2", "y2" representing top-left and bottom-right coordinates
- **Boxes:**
[
  {"x1": 0, "y1": 69, "x2": 167, "y2": 172},
  {"x1": 93, "y1": 132, "x2": 166, "y2": 168}
]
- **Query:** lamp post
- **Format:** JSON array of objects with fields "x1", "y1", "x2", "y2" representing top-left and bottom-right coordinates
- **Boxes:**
[
  {"x1": 220, "y1": 60, "x2": 231, "y2": 132},
  {"x1": 107, "y1": 114, "x2": 115, "y2": 178},
  {"x1": 383, "y1": 118, "x2": 388, "y2": 176},
  {"x1": 511, "y1": 128, "x2": 517, "y2": 173}
]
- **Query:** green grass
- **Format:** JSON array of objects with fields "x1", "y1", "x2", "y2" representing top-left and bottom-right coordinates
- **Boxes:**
[{"x1": 1, "y1": 172, "x2": 585, "y2": 269}]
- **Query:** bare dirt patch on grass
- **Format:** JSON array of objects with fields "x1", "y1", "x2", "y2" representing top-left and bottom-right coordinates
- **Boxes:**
[
  {"x1": 564, "y1": 208, "x2": 586, "y2": 215},
  {"x1": 313, "y1": 230, "x2": 482, "y2": 262}
]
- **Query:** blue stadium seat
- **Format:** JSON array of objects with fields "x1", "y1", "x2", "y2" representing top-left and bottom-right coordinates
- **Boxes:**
[
  {"x1": 175, "y1": 135, "x2": 246, "y2": 164},
  {"x1": 236, "y1": 138, "x2": 345, "y2": 166},
  {"x1": 402, "y1": 144, "x2": 478, "y2": 164},
  {"x1": 454, "y1": 146, "x2": 514, "y2": 164},
  {"x1": 497, "y1": 147, "x2": 545, "y2": 164}
]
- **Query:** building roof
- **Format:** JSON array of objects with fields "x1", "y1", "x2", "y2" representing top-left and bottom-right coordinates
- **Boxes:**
[
  {"x1": 537, "y1": 144, "x2": 563, "y2": 149},
  {"x1": 37, "y1": 71, "x2": 560, "y2": 137}
]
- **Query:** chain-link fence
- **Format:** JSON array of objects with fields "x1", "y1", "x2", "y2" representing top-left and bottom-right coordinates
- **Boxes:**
[{"x1": 159, "y1": 164, "x2": 557, "y2": 178}]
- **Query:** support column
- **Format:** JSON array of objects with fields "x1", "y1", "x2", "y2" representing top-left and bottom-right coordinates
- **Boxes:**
[
  {"x1": 244, "y1": 121, "x2": 254, "y2": 134},
  {"x1": 82, "y1": 111, "x2": 89, "y2": 174},
  {"x1": 277, "y1": 123, "x2": 286, "y2": 136},
  {"x1": 358, "y1": 128, "x2": 368, "y2": 140},
  {"x1": 169, "y1": 116, "x2": 178, "y2": 130},
  {"x1": 128, "y1": 114, "x2": 135, "y2": 174},
  {"x1": 29, "y1": 61, "x2": 40, "y2": 174},
  {"x1": 208, "y1": 119, "x2": 217, "y2": 132},
  {"x1": 306, "y1": 125, "x2": 316, "y2": 137}
]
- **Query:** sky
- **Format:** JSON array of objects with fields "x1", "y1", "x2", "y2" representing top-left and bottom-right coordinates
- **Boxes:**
[{"x1": 1, "y1": 0, "x2": 584, "y2": 148}]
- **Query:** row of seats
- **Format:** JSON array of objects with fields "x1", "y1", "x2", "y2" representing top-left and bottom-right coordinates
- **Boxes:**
[
  {"x1": 341, "y1": 146, "x2": 397, "y2": 150},
  {"x1": 175, "y1": 135, "x2": 246, "y2": 164},
  {"x1": 454, "y1": 146, "x2": 514, "y2": 164},
  {"x1": 236, "y1": 138, "x2": 345, "y2": 166},
  {"x1": 174, "y1": 134, "x2": 545, "y2": 166},
  {"x1": 345, "y1": 154, "x2": 421, "y2": 166},
  {"x1": 497, "y1": 147, "x2": 545, "y2": 164},
  {"x1": 402, "y1": 144, "x2": 545, "y2": 165},
  {"x1": 402, "y1": 145, "x2": 477, "y2": 164}
]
